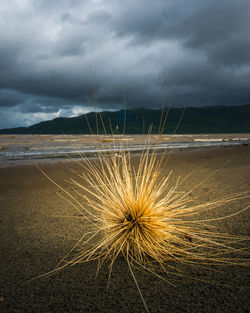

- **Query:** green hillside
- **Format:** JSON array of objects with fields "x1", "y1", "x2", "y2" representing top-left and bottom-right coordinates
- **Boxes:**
[{"x1": 1, "y1": 105, "x2": 250, "y2": 134}]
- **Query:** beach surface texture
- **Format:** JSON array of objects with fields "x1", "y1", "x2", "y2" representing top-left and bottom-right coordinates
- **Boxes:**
[{"x1": 0, "y1": 145, "x2": 249, "y2": 313}]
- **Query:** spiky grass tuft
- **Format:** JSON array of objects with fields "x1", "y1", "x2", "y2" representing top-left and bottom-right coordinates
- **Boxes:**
[
  {"x1": 71, "y1": 151, "x2": 176, "y2": 267},
  {"x1": 39, "y1": 145, "x2": 249, "y2": 313},
  {"x1": 64, "y1": 149, "x2": 249, "y2": 267}
]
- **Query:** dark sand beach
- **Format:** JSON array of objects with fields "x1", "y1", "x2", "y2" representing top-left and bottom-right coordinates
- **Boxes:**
[{"x1": 0, "y1": 145, "x2": 249, "y2": 313}]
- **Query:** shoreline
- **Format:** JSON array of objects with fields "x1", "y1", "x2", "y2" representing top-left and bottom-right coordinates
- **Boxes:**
[
  {"x1": 0, "y1": 142, "x2": 249, "y2": 168},
  {"x1": 0, "y1": 133, "x2": 249, "y2": 167}
]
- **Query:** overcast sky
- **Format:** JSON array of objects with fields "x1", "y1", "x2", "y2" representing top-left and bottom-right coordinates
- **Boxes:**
[{"x1": 0, "y1": 0, "x2": 250, "y2": 129}]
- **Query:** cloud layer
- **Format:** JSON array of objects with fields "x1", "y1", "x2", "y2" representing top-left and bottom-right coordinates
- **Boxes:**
[{"x1": 0, "y1": 0, "x2": 250, "y2": 128}]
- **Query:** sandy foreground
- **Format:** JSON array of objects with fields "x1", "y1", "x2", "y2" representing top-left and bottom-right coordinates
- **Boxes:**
[{"x1": 0, "y1": 146, "x2": 249, "y2": 313}]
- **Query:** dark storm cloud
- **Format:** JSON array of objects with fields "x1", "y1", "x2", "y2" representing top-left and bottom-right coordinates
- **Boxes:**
[
  {"x1": 0, "y1": 90, "x2": 26, "y2": 107},
  {"x1": 0, "y1": 0, "x2": 249, "y2": 128},
  {"x1": 113, "y1": 0, "x2": 250, "y2": 65}
]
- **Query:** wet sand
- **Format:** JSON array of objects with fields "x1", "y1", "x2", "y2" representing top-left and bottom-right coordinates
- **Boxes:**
[{"x1": 0, "y1": 146, "x2": 249, "y2": 313}]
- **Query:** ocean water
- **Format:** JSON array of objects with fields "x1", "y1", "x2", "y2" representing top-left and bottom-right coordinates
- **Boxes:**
[{"x1": 0, "y1": 134, "x2": 249, "y2": 165}]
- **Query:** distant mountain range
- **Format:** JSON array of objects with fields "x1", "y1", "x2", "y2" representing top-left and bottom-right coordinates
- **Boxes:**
[{"x1": 1, "y1": 105, "x2": 250, "y2": 134}]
